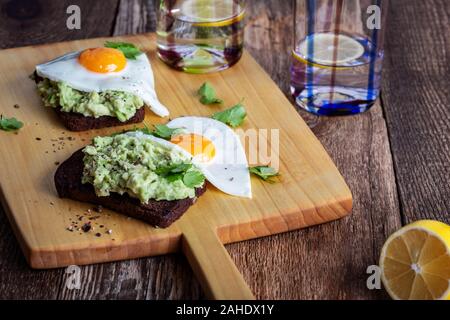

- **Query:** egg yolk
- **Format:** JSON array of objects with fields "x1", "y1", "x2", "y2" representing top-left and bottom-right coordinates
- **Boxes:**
[
  {"x1": 170, "y1": 134, "x2": 216, "y2": 163},
  {"x1": 79, "y1": 48, "x2": 126, "y2": 73}
]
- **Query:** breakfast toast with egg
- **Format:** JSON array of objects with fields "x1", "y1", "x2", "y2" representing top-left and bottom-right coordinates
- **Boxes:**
[
  {"x1": 55, "y1": 149, "x2": 207, "y2": 228},
  {"x1": 33, "y1": 44, "x2": 169, "y2": 131},
  {"x1": 33, "y1": 73, "x2": 145, "y2": 131}
]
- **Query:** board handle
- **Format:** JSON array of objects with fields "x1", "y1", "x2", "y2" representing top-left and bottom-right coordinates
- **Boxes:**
[{"x1": 180, "y1": 219, "x2": 255, "y2": 300}]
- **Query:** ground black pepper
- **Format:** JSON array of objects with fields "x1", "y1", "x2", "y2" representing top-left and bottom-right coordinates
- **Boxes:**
[{"x1": 81, "y1": 223, "x2": 91, "y2": 232}]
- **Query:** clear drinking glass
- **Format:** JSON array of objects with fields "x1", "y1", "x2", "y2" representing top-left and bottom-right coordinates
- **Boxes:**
[
  {"x1": 156, "y1": 0, "x2": 246, "y2": 73},
  {"x1": 291, "y1": 0, "x2": 388, "y2": 115}
]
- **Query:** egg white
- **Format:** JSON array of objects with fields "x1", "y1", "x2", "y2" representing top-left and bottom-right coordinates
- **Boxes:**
[
  {"x1": 168, "y1": 117, "x2": 252, "y2": 199},
  {"x1": 35, "y1": 51, "x2": 169, "y2": 117}
]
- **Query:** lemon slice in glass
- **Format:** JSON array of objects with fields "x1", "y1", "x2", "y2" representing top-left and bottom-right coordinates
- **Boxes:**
[
  {"x1": 380, "y1": 220, "x2": 450, "y2": 300},
  {"x1": 180, "y1": 0, "x2": 244, "y2": 27},
  {"x1": 298, "y1": 33, "x2": 365, "y2": 66},
  {"x1": 183, "y1": 48, "x2": 214, "y2": 67}
]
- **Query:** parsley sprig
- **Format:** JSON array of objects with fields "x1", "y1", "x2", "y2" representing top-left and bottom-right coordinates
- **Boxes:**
[
  {"x1": 139, "y1": 124, "x2": 184, "y2": 140},
  {"x1": 152, "y1": 124, "x2": 180, "y2": 140},
  {"x1": 249, "y1": 166, "x2": 279, "y2": 182},
  {"x1": 212, "y1": 102, "x2": 247, "y2": 127},
  {"x1": 198, "y1": 82, "x2": 223, "y2": 105},
  {"x1": 156, "y1": 163, "x2": 205, "y2": 188},
  {"x1": 182, "y1": 170, "x2": 205, "y2": 188},
  {"x1": 0, "y1": 115, "x2": 23, "y2": 132},
  {"x1": 104, "y1": 41, "x2": 143, "y2": 60},
  {"x1": 111, "y1": 124, "x2": 182, "y2": 140},
  {"x1": 196, "y1": 83, "x2": 247, "y2": 128}
]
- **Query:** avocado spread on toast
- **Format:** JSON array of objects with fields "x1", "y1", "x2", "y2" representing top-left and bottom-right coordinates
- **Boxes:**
[
  {"x1": 82, "y1": 133, "x2": 205, "y2": 203},
  {"x1": 36, "y1": 78, "x2": 144, "y2": 122}
]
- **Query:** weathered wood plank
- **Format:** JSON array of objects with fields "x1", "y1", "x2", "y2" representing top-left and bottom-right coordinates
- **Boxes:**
[
  {"x1": 0, "y1": 0, "x2": 120, "y2": 49},
  {"x1": 382, "y1": 0, "x2": 450, "y2": 224},
  {"x1": 113, "y1": 0, "x2": 158, "y2": 35},
  {"x1": 57, "y1": 255, "x2": 204, "y2": 299},
  {"x1": 0, "y1": 210, "x2": 63, "y2": 299}
]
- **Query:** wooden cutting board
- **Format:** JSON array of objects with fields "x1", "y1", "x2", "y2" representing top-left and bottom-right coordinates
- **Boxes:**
[{"x1": 0, "y1": 33, "x2": 352, "y2": 299}]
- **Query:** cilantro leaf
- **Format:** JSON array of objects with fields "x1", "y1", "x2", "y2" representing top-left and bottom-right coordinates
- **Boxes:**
[
  {"x1": 183, "y1": 170, "x2": 205, "y2": 188},
  {"x1": 111, "y1": 124, "x2": 180, "y2": 140},
  {"x1": 166, "y1": 173, "x2": 184, "y2": 182},
  {"x1": 211, "y1": 102, "x2": 247, "y2": 127},
  {"x1": 109, "y1": 124, "x2": 151, "y2": 137},
  {"x1": 0, "y1": 115, "x2": 23, "y2": 132},
  {"x1": 171, "y1": 163, "x2": 193, "y2": 173},
  {"x1": 155, "y1": 163, "x2": 205, "y2": 188},
  {"x1": 198, "y1": 82, "x2": 223, "y2": 105},
  {"x1": 155, "y1": 163, "x2": 192, "y2": 176},
  {"x1": 138, "y1": 124, "x2": 153, "y2": 135},
  {"x1": 249, "y1": 166, "x2": 279, "y2": 182},
  {"x1": 104, "y1": 41, "x2": 143, "y2": 60},
  {"x1": 152, "y1": 124, "x2": 179, "y2": 140}
]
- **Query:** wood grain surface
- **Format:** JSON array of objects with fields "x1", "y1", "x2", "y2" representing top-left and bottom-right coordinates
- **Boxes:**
[{"x1": 0, "y1": 0, "x2": 448, "y2": 300}]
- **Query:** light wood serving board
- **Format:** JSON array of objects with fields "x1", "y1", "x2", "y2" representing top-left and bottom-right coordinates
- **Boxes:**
[{"x1": 0, "y1": 34, "x2": 352, "y2": 299}]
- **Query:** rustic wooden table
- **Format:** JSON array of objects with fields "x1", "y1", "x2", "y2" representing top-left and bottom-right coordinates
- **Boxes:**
[{"x1": 0, "y1": 0, "x2": 448, "y2": 300}]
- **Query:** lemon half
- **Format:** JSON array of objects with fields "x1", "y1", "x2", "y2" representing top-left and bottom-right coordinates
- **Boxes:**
[
  {"x1": 380, "y1": 220, "x2": 450, "y2": 300},
  {"x1": 297, "y1": 33, "x2": 365, "y2": 66}
]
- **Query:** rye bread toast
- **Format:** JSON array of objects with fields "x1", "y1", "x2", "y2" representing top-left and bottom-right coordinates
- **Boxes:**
[
  {"x1": 34, "y1": 73, "x2": 145, "y2": 132},
  {"x1": 53, "y1": 106, "x2": 145, "y2": 132},
  {"x1": 55, "y1": 149, "x2": 207, "y2": 228}
]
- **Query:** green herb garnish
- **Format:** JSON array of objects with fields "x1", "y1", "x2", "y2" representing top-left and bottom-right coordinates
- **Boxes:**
[
  {"x1": 156, "y1": 163, "x2": 205, "y2": 187},
  {"x1": 138, "y1": 124, "x2": 153, "y2": 135},
  {"x1": 104, "y1": 41, "x2": 143, "y2": 60},
  {"x1": 182, "y1": 170, "x2": 205, "y2": 188},
  {"x1": 249, "y1": 166, "x2": 279, "y2": 182},
  {"x1": 198, "y1": 82, "x2": 223, "y2": 105},
  {"x1": 166, "y1": 173, "x2": 184, "y2": 182},
  {"x1": 110, "y1": 124, "x2": 179, "y2": 140},
  {"x1": 152, "y1": 124, "x2": 179, "y2": 140},
  {"x1": 212, "y1": 102, "x2": 247, "y2": 127},
  {"x1": 155, "y1": 163, "x2": 192, "y2": 176},
  {"x1": 0, "y1": 115, "x2": 23, "y2": 132}
]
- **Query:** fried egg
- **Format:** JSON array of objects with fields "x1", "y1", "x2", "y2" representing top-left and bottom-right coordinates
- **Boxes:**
[
  {"x1": 35, "y1": 47, "x2": 169, "y2": 117},
  {"x1": 168, "y1": 117, "x2": 251, "y2": 198},
  {"x1": 126, "y1": 117, "x2": 252, "y2": 198}
]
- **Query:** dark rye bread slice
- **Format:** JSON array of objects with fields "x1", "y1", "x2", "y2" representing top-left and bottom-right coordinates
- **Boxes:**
[
  {"x1": 34, "y1": 73, "x2": 145, "y2": 132},
  {"x1": 55, "y1": 149, "x2": 207, "y2": 228},
  {"x1": 53, "y1": 105, "x2": 145, "y2": 132}
]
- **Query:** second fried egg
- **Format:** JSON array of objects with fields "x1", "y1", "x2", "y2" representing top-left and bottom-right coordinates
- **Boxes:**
[{"x1": 167, "y1": 116, "x2": 251, "y2": 198}]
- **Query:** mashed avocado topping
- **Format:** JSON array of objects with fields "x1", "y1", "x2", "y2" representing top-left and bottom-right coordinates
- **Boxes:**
[
  {"x1": 36, "y1": 78, "x2": 144, "y2": 122},
  {"x1": 82, "y1": 133, "x2": 205, "y2": 203}
]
